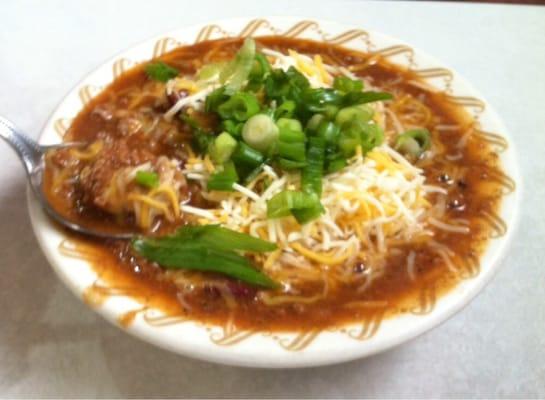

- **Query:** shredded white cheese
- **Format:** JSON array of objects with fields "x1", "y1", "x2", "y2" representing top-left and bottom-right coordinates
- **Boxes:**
[
  {"x1": 179, "y1": 144, "x2": 457, "y2": 273},
  {"x1": 164, "y1": 84, "x2": 220, "y2": 120}
]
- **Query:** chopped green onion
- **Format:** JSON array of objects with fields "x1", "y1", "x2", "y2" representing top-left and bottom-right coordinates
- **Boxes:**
[
  {"x1": 221, "y1": 38, "x2": 256, "y2": 94},
  {"x1": 300, "y1": 88, "x2": 343, "y2": 113},
  {"x1": 170, "y1": 225, "x2": 276, "y2": 252},
  {"x1": 316, "y1": 120, "x2": 340, "y2": 145},
  {"x1": 342, "y1": 91, "x2": 393, "y2": 106},
  {"x1": 132, "y1": 225, "x2": 277, "y2": 288},
  {"x1": 198, "y1": 45, "x2": 395, "y2": 205},
  {"x1": 301, "y1": 137, "x2": 326, "y2": 195},
  {"x1": 360, "y1": 123, "x2": 384, "y2": 152},
  {"x1": 249, "y1": 53, "x2": 272, "y2": 83},
  {"x1": 278, "y1": 158, "x2": 307, "y2": 170},
  {"x1": 221, "y1": 120, "x2": 244, "y2": 138},
  {"x1": 209, "y1": 132, "x2": 237, "y2": 164},
  {"x1": 133, "y1": 241, "x2": 277, "y2": 288},
  {"x1": 243, "y1": 162, "x2": 266, "y2": 184},
  {"x1": 338, "y1": 136, "x2": 359, "y2": 158},
  {"x1": 144, "y1": 62, "x2": 179, "y2": 82},
  {"x1": 217, "y1": 92, "x2": 260, "y2": 122},
  {"x1": 291, "y1": 201, "x2": 324, "y2": 224},
  {"x1": 327, "y1": 158, "x2": 348, "y2": 173},
  {"x1": 197, "y1": 62, "x2": 227, "y2": 81},
  {"x1": 207, "y1": 161, "x2": 239, "y2": 191},
  {"x1": 205, "y1": 86, "x2": 229, "y2": 113},
  {"x1": 323, "y1": 105, "x2": 339, "y2": 120},
  {"x1": 278, "y1": 141, "x2": 306, "y2": 161},
  {"x1": 278, "y1": 127, "x2": 306, "y2": 143},
  {"x1": 339, "y1": 121, "x2": 384, "y2": 157},
  {"x1": 266, "y1": 190, "x2": 321, "y2": 220},
  {"x1": 395, "y1": 128, "x2": 431, "y2": 158},
  {"x1": 219, "y1": 60, "x2": 237, "y2": 84},
  {"x1": 192, "y1": 130, "x2": 214, "y2": 154},
  {"x1": 277, "y1": 117, "x2": 307, "y2": 163},
  {"x1": 335, "y1": 105, "x2": 373, "y2": 127},
  {"x1": 276, "y1": 118, "x2": 303, "y2": 134},
  {"x1": 180, "y1": 113, "x2": 202, "y2": 130},
  {"x1": 242, "y1": 114, "x2": 279, "y2": 152},
  {"x1": 305, "y1": 114, "x2": 325, "y2": 132},
  {"x1": 135, "y1": 171, "x2": 159, "y2": 189},
  {"x1": 274, "y1": 100, "x2": 296, "y2": 119},
  {"x1": 264, "y1": 69, "x2": 290, "y2": 100},
  {"x1": 264, "y1": 66, "x2": 310, "y2": 102},
  {"x1": 333, "y1": 76, "x2": 364, "y2": 93},
  {"x1": 232, "y1": 142, "x2": 264, "y2": 166}
]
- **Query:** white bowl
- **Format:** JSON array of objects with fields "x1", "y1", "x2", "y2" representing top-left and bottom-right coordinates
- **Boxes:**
[{"x1": 28, "y1": 17, "x2": 520, "y2": 368}]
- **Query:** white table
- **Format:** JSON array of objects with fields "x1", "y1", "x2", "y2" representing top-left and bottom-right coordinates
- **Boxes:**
[{"x1": 0, "y1": 0, "x2": 543, "y2": 397}]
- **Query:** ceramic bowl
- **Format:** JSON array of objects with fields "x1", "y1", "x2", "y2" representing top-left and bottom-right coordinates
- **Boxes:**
[{"x1": 29, "y1": 17, "x2": 520, "y2": 368}]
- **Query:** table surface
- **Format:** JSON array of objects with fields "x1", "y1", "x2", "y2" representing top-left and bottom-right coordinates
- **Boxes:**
[{"x1": 0, "y1": 0, "x2": 544, "y2": 397}]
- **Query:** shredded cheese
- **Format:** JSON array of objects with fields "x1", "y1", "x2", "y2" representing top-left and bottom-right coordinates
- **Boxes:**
[
  {"x1": 262, "y1": 48, "x2": 335, "y2": 88},
  {"x1": 164, "y1": 84, "x2": 220, "y2": 120},
  {"x1": 180, "y1": 144, "x2": 450, "y2": 281}
]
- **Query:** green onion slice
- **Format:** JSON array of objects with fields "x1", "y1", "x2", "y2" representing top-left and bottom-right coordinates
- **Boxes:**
[
  {"x1": 132, "y1": 225, "x2": 277, "y2": 288},
  {"x1": 343, "y1": 91, "x2": 393, "y2": 106},
  {"x1": 232, "y1": 142, "x2": 265, "y2": 166},
  {"x1": 266, "y1": 190, "x2": 323, "y2": 221},
  {"x1": 135, "y1": 171, "x2": 159, "y2": 189},
  {"x1": 274, "y1": 100, "x2": 296, "y2": 119},
  {"x1": 209, "y1": 132, "x2": 238, "y2": 164},
  {"x1": 278, "y1": 141, "x2": 306, "y2": 162},
  {"x1": 301, "y1": 137, "x2": 326, "y2": 196},
  {"x1": 333, "y1": 76, "x2": 364, "y2": 93},
  {"x1": 249, "y1": 53, "x2": 272, "y2": 82},
  {"x1": 197, "y1": 62, "x2": 227, "y2": 81},
  {"x1": 242, "y1": 114, "x2": 279, "y2": 152},
  {"x1": 217, "y1": 92, "x2": 260, "y2": 122},
  {"x1": 144, "y1": 62, "x2": 179, "y2": 82},
  {"x1": 395, "y1": 128, "x2": 431, "y2": 158},
  {"x1": 222, "y1": 38, "x2": 256, "y2": 94},
  {"x1": 207, "y1": 161, "x2": 239, "y2": 191}
]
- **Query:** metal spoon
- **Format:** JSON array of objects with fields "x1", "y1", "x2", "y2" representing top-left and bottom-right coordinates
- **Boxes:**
[{"x1": 0, "y1": 116, "x2": 133, "y2": 239}]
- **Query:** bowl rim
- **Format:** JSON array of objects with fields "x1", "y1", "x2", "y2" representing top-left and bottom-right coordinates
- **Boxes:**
[{"x1": 28, "y1": 16, "x2": 521, "y2": 368}]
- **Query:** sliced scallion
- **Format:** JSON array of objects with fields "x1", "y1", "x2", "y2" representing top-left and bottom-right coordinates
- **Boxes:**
[
  {"x1": 217, "y1": 92, "x2": 260, "y2": 122},
  {"x1": 209, "y1": 132, "x2": 238, "y2": 164},
  {"x1": 207, "y1": 161, "x2": 239, "y2": 191},
  {"x1": 232, "y1": 142, "x2": 264, "y2": 166},
  {"x1": 242, "y1": 114, "x2": 279, "y2": 152},
  {"x1": 333, "y1": 76, "x2": 364, "y2": 93},
  {"x1": 266, "y1": 190, "x2": 321, "y2": 220},
  {"x1": 197, "y1": 62, "x2": 227, "y2": 81},
  {"x1": 144, "y1": 62, "x2": 179, "y2": 82},
  {"x1": 132, "y1": 225, "x2": 277, "y2": 288},
  {"x1": 395, "y1": 128, "x2": 431, "y2": 158},
  {"x1": 222, "y1": 38, "x2": 256, "y2": 94},
  {"x1": 274, "y1": 100, "x2": 296, "y2": 119},
  {"x1": 326, "y1": 157, "x2": 347, "y2": 173},
  {"x1": 335, "y1": 105, "x2": 373, "y2": 127},
  {"x1": 278, "y1": 158, "x2": 307, "y2": 170},
  {"x1": 301, "y1": 137, "x2": 326, "y2": 196},
  {"x1": 170, "y1": 225, "x2": 277, "y2": 252},
  {"x1": 135, "y1": 171, "x2": 159, "y2": 189},
  {"x1": 316, "y1": 120, "x2": 340, "y2": 145},
  {"x1": 278, "y1": 141, "x2": 306, "y2": 162},
  {"x1": 276, "y1": 117, "x2": 303, "y2": 134},
  {"x1": 305, "y1": 114, "x2": 325, "y2": 133},
  {"x1": 221, "y1": 119, "x2": 244, "y2": 138}
]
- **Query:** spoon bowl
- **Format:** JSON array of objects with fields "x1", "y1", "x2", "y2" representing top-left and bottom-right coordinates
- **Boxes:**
[{"x1": 0, "y1": 115, "x2": 134, "y2": 240}]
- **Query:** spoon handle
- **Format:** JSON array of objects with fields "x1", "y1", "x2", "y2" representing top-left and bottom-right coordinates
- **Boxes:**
[{"x1": 0, "y1": 116, "x2": 42, "y2": 176}]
